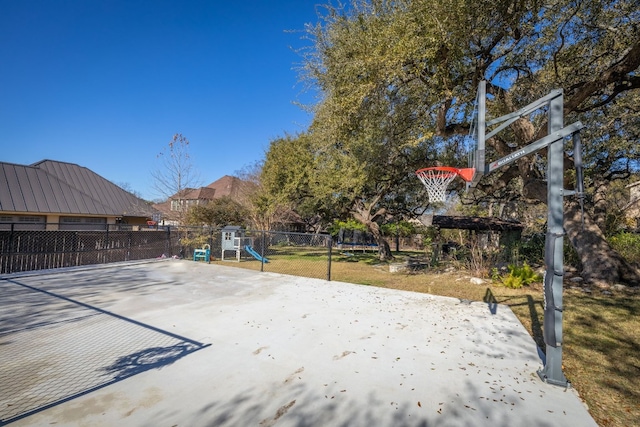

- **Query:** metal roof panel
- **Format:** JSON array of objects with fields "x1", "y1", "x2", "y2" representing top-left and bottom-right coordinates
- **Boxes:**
[{"x1": 35, "y1": 160, "x2": 154, "y2": 216}]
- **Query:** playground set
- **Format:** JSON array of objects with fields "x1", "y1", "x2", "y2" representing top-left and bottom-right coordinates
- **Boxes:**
[
  {"x1": 220, "y1": 226, "x2": 268, "y2": 263},
  {"x1": 190, "y1": 226, "x2": 269, "y2": 263},
  {"x1": 416, "y1": 81, "x2": 585, "y2": 388}
]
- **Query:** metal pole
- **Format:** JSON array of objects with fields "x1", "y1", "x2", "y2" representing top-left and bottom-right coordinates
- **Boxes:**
[
  {"x1": 8, "y1": 223, "x2": 15, "y2": 274},
  {"x1": 167, "y1": 226, "x2": 171, "y2": 257},
  {"x1": 538, "y1": 91, "x2": 569, "y2": 387},
  {"x1": 476, "y1": 80, "x2": 486, "y2": 172},
  {"x1": 471, "y1": 80, "x2": 486, "y2": 188},
  {"x1": 105, "y1": 224, "x2": 109, "y2": 264},
  {"x1": 261, "y1": 231, "x2": 266, "y2": 272},
  {"x1": 327, "y1": 236, "x2": 333, "y2": 281}
]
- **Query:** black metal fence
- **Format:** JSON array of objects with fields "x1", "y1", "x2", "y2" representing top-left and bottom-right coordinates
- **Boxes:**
[
  {"x1": 0, "y1": 224, "x2": 334, "y2": 280},
  {"x1": 0, "y1": 223, "x2": 175, "y2": 275}
]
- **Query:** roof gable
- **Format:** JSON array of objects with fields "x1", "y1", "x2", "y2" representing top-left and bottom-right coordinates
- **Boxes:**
[
  {"x1": 1, "y1": 160, "x2": 154, "y2": 217},
  {"x1": 206, "y1": 175, "x2": 241, "y2": 198},
  {"x1": 31, "y1": 160, "x2": 153, "y2": 216},
  {"x1": 1, "y1": 162, "x2": 112, "y2": 215},
  {"x1": 174, "y1": 187, "x2": 217, "y2": 200}
]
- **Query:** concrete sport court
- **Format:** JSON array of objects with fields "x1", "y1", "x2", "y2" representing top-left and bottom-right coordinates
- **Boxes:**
[{"x1": 1, "y1": 260, "x2": 598, "y2": 426}]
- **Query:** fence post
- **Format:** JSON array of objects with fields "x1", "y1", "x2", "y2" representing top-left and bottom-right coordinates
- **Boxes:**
[
  {"x1": 73, "y1": 231, "x2": 80, "y2": 267},
  {"x1": 260, "y1": 231, "x2": 266, "y2": 272},
  {"x1": 127, "y1": 230, "x2": 132, "y2": 261},
  {"x1": 166, "y1": 226, "x2": 171, "y2": 257},
  {"x1": 327, "y1": 235, "x2": 333, "y2": 281},
  {"x1": 105, "y1": 224, "x2": 109, "y2": 264},
  {"x1": 8, "y1": 223, "x2": 15, "y2": 274}
]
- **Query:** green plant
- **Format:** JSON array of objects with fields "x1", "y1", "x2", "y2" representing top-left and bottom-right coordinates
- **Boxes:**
[
  {"x1": 180, "y1": 235, "x2": 209, "y2": 249},
  {"x1": 517, "y1": 233, "x2": 545, "y2": 265},
  {"x1": 328, "y1": 218, "x2": 368, "y2": 237},
  {"x1": 609, "y1": 232, "x2": 640, "y2": 265},
  {"x1": 501, "y1": 274, "x2": 525, "y2": 289},
  {"x1": 490, "y1": 267, "x2": 501, "y2": 282},
  {"x1": 500, "y1": 263, "x2": 543, "y2": 289},
  {"x1": 380, "y1": 221, "x2": 416, "y2": 237}
]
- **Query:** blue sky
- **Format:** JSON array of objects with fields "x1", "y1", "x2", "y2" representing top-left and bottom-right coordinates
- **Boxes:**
[{"x1": 0, "y1": 0, "x2": 322, "y2": 200}]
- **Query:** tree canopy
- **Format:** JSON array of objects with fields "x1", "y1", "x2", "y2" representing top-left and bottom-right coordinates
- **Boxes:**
[
  {"x1": 186, "y1": 196, "x2": 248, "y2": 228},
  {"x1": 262, "y1": 0, "x2": 640, "y2": 282}
]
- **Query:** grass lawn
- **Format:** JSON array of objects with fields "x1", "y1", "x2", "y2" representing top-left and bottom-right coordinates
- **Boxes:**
[{"x1": 212, "y1": 248, "x2": 640, "y2": 427}]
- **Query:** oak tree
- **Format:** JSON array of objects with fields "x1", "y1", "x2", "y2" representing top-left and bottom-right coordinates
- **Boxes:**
[{"x1": 297, "y1": 0, "x2": 640, "y2": 283}]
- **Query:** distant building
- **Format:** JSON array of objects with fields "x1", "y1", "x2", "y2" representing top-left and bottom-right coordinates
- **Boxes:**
[
  {"x1": 206, "y1": 175, "x2": 244, "y2": 199},
  {"x1": 169, "y1": 187, "x2": 218, "y2": 213},
  {"x1": 0, "y1": 159, "x2": 156, "y2": 230},
  {"x1": 153, "y1": 175, "x2": 249, "y2": 225}
]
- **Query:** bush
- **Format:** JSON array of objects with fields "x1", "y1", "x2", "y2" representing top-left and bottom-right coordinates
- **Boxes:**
[
  {"x1": 609, "y1": 232, "x2": 640, "y2": 265},
  {"x1": 499, "y1": 263, "x2": 543, "y2": 289},
  {"x1": 517, "y1": 233, "x2": 545, "y2": 265}
]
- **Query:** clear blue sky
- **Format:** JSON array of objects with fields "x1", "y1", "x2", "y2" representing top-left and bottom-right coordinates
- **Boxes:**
[{"x1": 0, "y1": 0, "x2": 321, "y2": 201}]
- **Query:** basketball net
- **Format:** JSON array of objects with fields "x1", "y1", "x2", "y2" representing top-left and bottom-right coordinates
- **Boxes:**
[{"x1": 416, "y1": 167, "x2": 475, "y2": 204}]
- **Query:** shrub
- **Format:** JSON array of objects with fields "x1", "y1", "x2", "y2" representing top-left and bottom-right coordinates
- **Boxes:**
[
  {"x1": 517, "y1": 233, "x2": 545, "y2": 265},
  {"x1": 609, "y1": 232, "x2": 640, "y2": 266},
  {"x1": 500, "y1": 263, "x2": 543, "y2": 289}
]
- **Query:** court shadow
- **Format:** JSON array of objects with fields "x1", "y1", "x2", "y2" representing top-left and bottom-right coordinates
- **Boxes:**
[
  {"x1": 483, "y1": 287, "x2": 498, "y2": 314},
  {"x1": 0, "y1": 278, "x2": 208, "y2": 425},
  {"x1": 492, "y1": 291, "x2": 545, "y2": 351},
  {"x1": 103, "y1": 342, "x2": 202, "y2": 381}
]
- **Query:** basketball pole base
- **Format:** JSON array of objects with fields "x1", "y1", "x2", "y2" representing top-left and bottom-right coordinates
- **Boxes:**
[{"x1": 537, "y1": 346, "x2": 569, "y2": 387}]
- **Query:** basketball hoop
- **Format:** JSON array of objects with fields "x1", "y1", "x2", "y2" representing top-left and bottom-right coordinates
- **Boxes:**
[{"x1": 416, "y1": 167, "x2": 475, "y2": 204}]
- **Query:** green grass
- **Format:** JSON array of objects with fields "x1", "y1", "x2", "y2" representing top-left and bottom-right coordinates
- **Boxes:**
[{"x1": 211, "y1": 247, "x2": 640, "y2": 427}]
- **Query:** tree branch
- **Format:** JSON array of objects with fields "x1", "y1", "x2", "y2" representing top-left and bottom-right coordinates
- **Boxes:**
[{"x1": 565, "y1": 40, "x2": 640, "y2": 113}]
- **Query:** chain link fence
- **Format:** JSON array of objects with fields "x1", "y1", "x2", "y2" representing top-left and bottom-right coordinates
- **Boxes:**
[
  {"x1": 176, "y1": 227, "x2": 334, "y2": 280},
  {"x1": 0, "y1": 224, "x2": 334, "y2": 281},
  {"x1": 0, "y1": 223, "x2": 175, "y2": 275}
]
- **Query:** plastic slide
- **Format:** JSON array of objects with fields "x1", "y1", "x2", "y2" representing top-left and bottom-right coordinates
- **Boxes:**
[{"x1": 245, "y1": 245, "x2": 269, "y2": 263}]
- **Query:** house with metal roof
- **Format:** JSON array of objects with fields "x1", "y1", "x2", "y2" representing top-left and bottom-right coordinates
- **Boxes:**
[{"x1": 0, "y1": 159, "x2": 156, "y2": 230}]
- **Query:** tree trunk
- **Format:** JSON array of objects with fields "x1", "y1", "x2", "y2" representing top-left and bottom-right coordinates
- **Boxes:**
[
  {"x1": 352, "y1": 199, "x2": 393, "y2": 261},
  {"x1": 565, "y1": 201, "x2": 640, "y2": 287},
  {"x1": 374, "y1": 230, "x2": 393, "y2": 261},
  {"x1": 365, "y1": 220, "x2": 393, "y2": 261},
  {"x1": 591, "y1": 178, "x2": 609, "y2": 232},
  {"x1": 522, "y1": 179, "x2": 639, "y2": 286}
]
